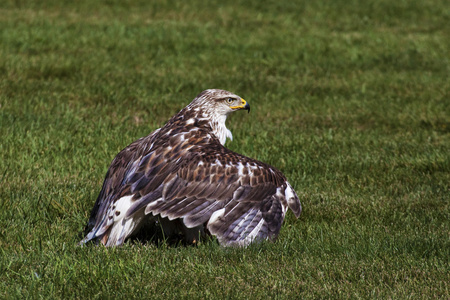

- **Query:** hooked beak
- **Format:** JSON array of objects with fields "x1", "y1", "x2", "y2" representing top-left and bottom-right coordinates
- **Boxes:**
[
  {"x1": 243, "y1": 100, "x2": 250, "y2": 113},
  {"x1": 231, "y1": 98, "x2": 250, "y2": 113}
]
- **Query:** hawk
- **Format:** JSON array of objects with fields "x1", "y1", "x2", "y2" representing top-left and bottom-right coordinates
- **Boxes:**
[{"x1": 80, "y1": 89, "x2": 301, "y2": 247}]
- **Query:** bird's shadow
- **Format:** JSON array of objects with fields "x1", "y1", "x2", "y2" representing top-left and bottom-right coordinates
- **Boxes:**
[
  {"x1": 79, "y1": 221, "x2": 216, "y2": 248},
  {"x1": 130, "y1": 222, "x2": 192, "y2": 247}
]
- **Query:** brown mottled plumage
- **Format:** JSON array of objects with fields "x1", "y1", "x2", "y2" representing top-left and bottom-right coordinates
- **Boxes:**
[{"x1": 80, "y1": 89, "x2": 301, "y2": 247}]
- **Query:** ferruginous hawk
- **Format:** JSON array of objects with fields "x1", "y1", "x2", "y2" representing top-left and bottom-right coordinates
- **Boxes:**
[{"x1": 80, "y1": 89, "x2": 301, "y2": 247}]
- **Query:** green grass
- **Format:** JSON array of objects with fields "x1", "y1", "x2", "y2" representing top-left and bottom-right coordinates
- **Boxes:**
[{"x1": 0, "y1": 0, "x2": 448, "y2": 298}]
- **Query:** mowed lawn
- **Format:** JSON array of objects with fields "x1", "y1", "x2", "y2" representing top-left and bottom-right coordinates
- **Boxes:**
[{"x1": 0, "y1": 0, "x2": 448, "y2": 298}]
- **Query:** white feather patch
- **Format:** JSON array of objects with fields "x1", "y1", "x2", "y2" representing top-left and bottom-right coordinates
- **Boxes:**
[
  {"x1": 285, "y1": 183, "x2": 295, "y2": 202},
  {"x1": 236, "y1": 162, "x2": 245, "y2": 176},
  {"x1": 285, "y1": 181, "x2": 301, "y2": 217},
  {"x1": 209, "y1": 208, "x2": 226, "y2": 225},
  {"x1": 113, "y1": 195, "x2": 134, "y2": 221},
  {"x1": 106, "y1": 210, "x2": 146, "y2": 246}
]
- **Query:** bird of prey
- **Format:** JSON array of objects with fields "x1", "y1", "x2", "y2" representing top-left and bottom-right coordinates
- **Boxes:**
[{"x1": 79, "y1": 89, "x2": 301, "y2": 247}]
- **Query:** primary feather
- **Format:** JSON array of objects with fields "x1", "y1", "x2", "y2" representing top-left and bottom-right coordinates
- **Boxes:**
[{"x1": 80, "y1": 89, "x2": 301, "y2": 247}]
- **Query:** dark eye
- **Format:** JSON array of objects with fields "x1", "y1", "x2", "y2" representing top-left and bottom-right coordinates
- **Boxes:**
[{"x1": 226, "y1": 97, "x2": 234, "y2": 104}]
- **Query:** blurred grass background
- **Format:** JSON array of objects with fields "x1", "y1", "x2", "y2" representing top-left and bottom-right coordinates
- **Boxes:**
[{"x1": 0, "y1": 0, "x2": 448, "y2": 298}]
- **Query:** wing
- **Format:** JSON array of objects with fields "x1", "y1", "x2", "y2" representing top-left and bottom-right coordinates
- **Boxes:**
[
  {"x1": 121, "y1": 146, "x2": 301, "y2": 247},
  {"x1": 80, "y1": 130, "x2": 301, "y2": 247},
  {"x1": 141, "y1": 151, "x2": 301, "y2": 246},
  {"x1": 80, "y1": 129, "x2": 164, "y2": 244}
]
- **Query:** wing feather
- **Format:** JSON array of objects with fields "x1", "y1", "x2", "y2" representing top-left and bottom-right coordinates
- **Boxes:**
[{"x1": 183, "y1": 201, "x2": 223, "y2": 227}]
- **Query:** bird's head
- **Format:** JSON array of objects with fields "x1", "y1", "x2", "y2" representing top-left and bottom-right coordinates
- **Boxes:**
[
  {"x1": 186, "y1": 89, "x2": 250, "y2": 145},
  {"x1": 191, "y1": 89, "x2": 250, "y2": 117}
]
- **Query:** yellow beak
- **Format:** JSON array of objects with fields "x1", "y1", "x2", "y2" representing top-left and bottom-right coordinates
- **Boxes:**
[{"x1": 230, "y1": 98, "x2": 250, "y2": 113}]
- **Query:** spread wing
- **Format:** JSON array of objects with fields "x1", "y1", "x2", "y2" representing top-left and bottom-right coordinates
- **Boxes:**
[
  {"x1": 80, "y1": 130, "x2": 301, "y2": 247},
  {"x1": 136, "y1": 152, "x2": 301, "y2": 247}
]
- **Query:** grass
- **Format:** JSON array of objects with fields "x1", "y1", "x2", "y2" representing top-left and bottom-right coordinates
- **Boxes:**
[{"x1": 0, "y1": 0, "x2": 448, "y2": 298}]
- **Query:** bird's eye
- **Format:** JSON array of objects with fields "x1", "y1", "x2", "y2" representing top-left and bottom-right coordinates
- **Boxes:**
[{"x1": 226, "y1": 97, "x2": 234, "y2": 104}]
